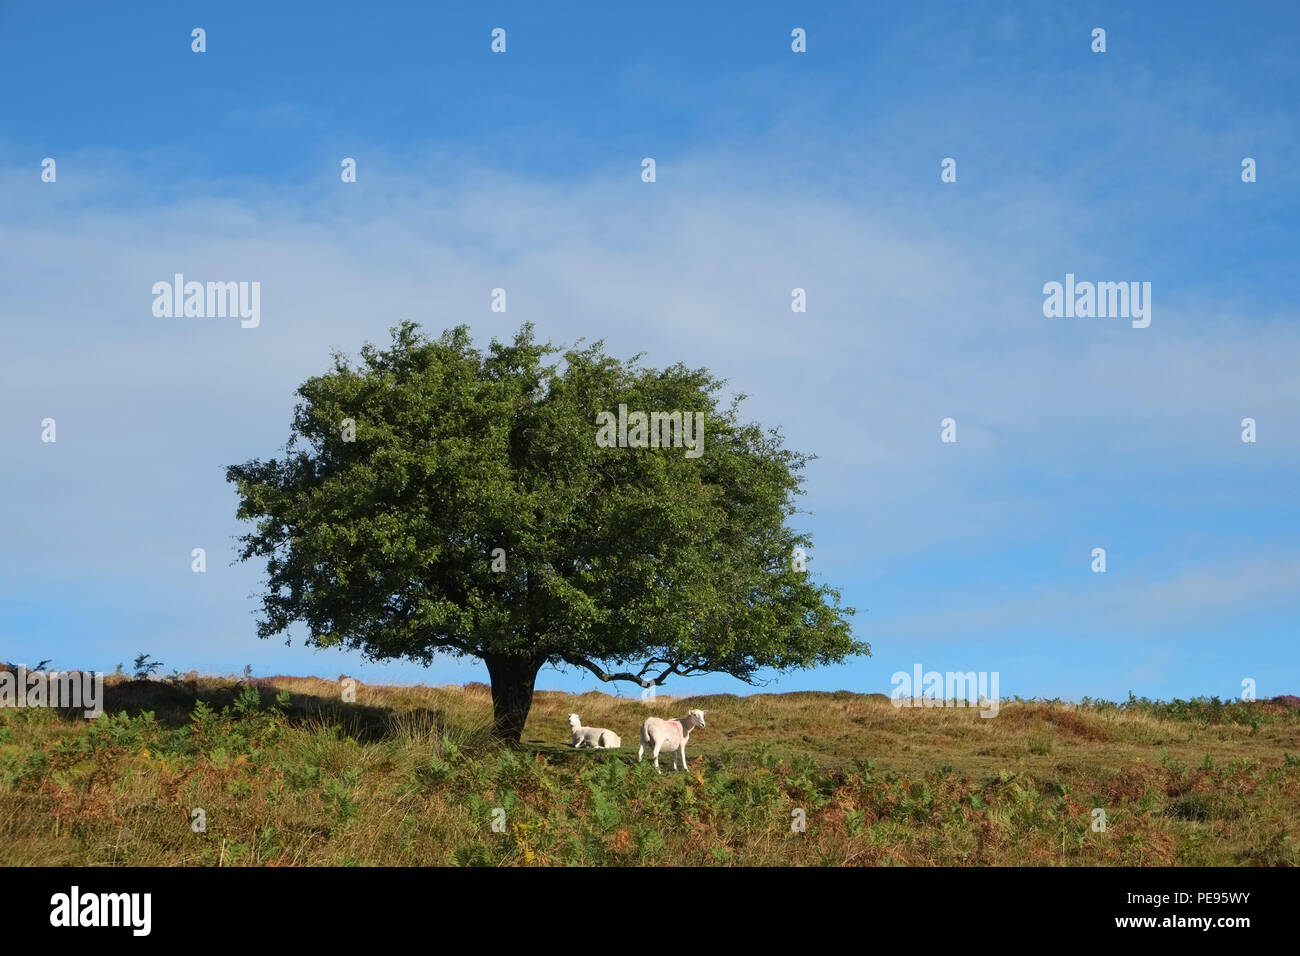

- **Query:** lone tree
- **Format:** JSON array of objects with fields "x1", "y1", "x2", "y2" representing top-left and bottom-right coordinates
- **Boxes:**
[{"x1": 227, "y1": 323, "x2": 865, "y2": 741}]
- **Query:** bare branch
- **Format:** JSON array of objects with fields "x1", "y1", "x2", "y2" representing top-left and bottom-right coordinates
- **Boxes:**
[{"x1": 559, "y1": 653, "x2": 686, "y2": 688}]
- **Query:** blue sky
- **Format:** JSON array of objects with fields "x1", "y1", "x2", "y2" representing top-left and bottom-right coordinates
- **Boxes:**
[{"x1": 1, "y1": 1, "x2": 1297, "y2": 702}]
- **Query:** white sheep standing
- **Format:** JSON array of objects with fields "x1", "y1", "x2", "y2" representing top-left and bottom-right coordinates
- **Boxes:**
[
  {"x1": 638, "y1": 709, "x2": 707, "y2": 773},
  {"x1": 568, "y1": 713, "x2": 622, "y2": 749}
]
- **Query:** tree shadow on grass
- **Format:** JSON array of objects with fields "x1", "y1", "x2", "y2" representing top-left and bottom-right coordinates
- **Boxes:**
[{"x1": 93, "y1": 678, "x2": 466, "y2": 745}]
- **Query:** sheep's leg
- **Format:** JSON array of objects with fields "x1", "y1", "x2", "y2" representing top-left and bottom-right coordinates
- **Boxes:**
[
  {"x1": 679, "y1": 742, "x2": 687, "y2": 771},
  {"x1": 637, "y1": 742, "x2": 645, "y2": 762},
  {"x1": 653, "y1": 740, "x2": 663, "y2": 773}
]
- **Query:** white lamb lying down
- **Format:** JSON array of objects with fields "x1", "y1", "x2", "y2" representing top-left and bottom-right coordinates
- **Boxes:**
[
  {"x1": 638, "y1": 709, "x2": 707, "y2": 773},
  {"x1": 568, "y1": 713, "x2": 622, "y2": 749}
]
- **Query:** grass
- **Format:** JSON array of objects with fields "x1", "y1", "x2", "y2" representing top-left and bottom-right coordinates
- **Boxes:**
[{"x1": 1, "y1": 674, "x2": 1297, "y2": 866}]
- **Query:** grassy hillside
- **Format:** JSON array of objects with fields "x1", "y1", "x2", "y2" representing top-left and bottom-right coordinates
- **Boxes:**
[{"x1": 1, "y1": 674, "x2": 1297, "y2": 866}]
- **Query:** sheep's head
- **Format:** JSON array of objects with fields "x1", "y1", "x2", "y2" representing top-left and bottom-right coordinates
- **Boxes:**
[
  {"x1": 568, "y1": 713, "x2": 581, "y2": 727},
  {"x1": 688, "y1": 708, "x2": 707, "y2": 728}
]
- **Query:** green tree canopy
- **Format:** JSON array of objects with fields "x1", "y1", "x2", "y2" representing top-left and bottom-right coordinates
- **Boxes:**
[{"x1": 227, "y1": 323, "x2": 865, "y2": 740}]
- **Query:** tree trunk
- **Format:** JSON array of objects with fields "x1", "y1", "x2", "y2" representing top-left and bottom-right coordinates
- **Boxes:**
[{"x1": 483, "y1": 653, "x2": 542, "y2": 744}]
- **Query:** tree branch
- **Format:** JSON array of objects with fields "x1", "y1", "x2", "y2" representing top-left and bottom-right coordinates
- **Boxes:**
[{"x1": 559, "y1": 652, "x2": 688, "y2": 688}]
